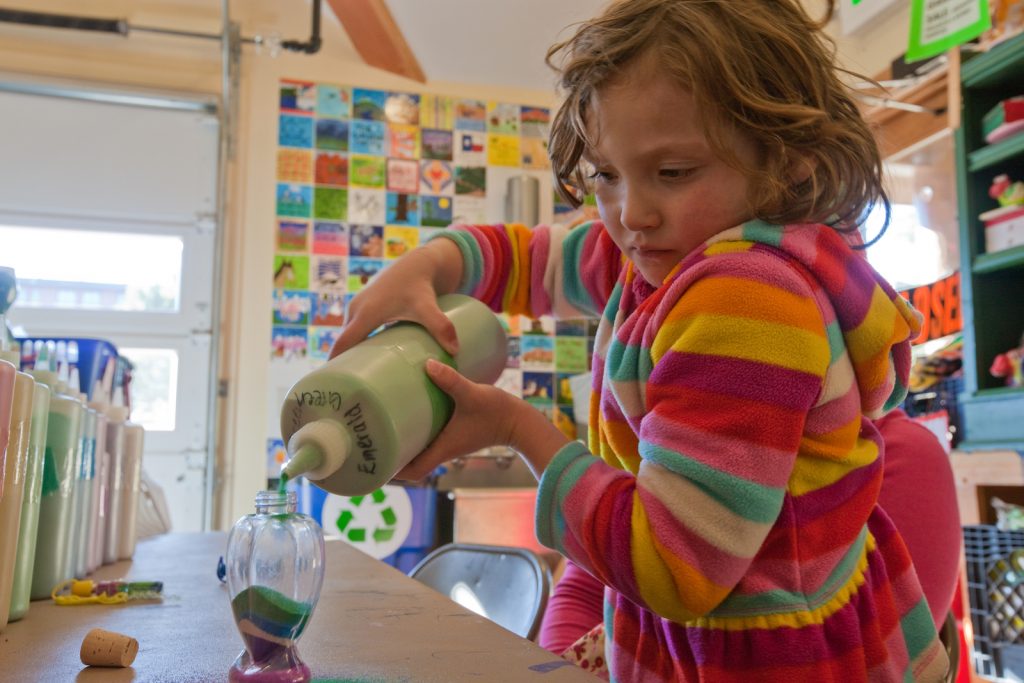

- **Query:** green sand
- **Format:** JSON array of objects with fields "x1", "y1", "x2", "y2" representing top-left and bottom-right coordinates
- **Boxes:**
[{"x1": 231, "y1": 584, "x2": 312, "y2": 631}]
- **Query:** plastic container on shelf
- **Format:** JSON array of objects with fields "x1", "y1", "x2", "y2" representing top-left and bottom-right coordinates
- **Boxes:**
[
  {"x1": 980, "y1": 204, "x2": 1024, "y2": 253},
  {"x1": 117, "y1": 410, "x2": 143, "y2": 561},
  {"x1": 0, "y1": 366, "x2": 35, "y2": 631},
  {"x1": 8, "y1": 379, "x2": 50, "y2": 622},
  {"x1": 982, "y1": 95, "x2": 1024, "y2": 144},
  {"x1": 29, "y1": 368, "x2": 84, "y2": 600},
  {"x1": 0, "y1": 359, "x2": 14, "y2": 498},
  {"x1": 86, "y1": 406, "x2": 108, "y2": 574},
  {"x1": 101, "y1": 406, "x2": 127, "y2": 566},
  {"x1": 15, "y1": 337, "x2": 118, "y2": 401},
  {"x1": 58, "y1": 391, "x2": 86, "y2": 583},
  {"x1": 71, "y1": 405, "x2": 97, "y2": 578}
]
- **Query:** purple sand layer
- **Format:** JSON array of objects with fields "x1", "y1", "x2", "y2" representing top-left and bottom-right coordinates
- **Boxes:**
[
  {"x1": 230, "y1": 645, "x2": 311, "y2": 683},
  {"x1": 243, "y1": 637, "x2": 293, "y2": 665}
]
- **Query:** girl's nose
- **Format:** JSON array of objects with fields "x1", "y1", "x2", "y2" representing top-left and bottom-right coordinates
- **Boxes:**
[{"x1": 619, "y1": 184, "x2": 658, "y2": 232}]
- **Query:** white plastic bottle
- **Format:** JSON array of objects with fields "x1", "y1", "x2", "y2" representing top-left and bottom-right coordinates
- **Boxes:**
[
  {"x1": 280, "y1": 294, "x2": 507, "y2": 496},
  {"x1": 8, "y1": 376, "x2": 50, "y2": 621},
  {"x1": 29, "y1": 368, "x2": 83, "y2": 599},
  {"x1": 59, "y1": 388, "x2": 87, "y2": 582},
  {"x1": 0, "y1": 360, "x2": 34, "y2": 631},
  {"x1": 85, "y1": 401, "x2": 108, "y2": 573},
  {"x1": 71, "y1": 402, "x2": 97, "y2": 578},
  {"x1": 117, "y1": 415, "x2": 144, "y2": 561},
  {"x1": 101, "y1": 405, "x2": 127, "y2": 566},
  {"x1": 0, "y1": 359, "x2": 14, "y2": 501}
]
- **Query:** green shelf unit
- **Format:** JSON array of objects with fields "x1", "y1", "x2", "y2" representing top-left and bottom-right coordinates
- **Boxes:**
[
  {"x1": 954, "y1": 33, "x2": 1024, "y2": 452},
  {"x1": 976, "y1": 386, "x2": 1024, "y2": 399},
  {"x1": 958, "y1": 387, "x2": 1024, "y2": 452},
  {"x1": 961, "y1": 32, "x2": 1024, "y2": 89},
  {"x1": 974, "y1": 244, "x2": 1024, "y2": 274},
  {"x1": 968, "y1": 133, "x2": 1024, "y2": 172}
]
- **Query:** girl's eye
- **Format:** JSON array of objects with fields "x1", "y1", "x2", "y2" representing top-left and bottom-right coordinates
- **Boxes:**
[
  {"x1": 660, "y1": 168, "x2": 694, "y2": 179},
  {"x1": 588, "y1": 170, "x2": 615, "y2": 183}
]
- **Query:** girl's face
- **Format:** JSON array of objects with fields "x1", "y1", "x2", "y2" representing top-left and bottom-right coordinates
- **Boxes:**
[{"x1": 585, "y1": 59, "x2": 757, "y2": 286}]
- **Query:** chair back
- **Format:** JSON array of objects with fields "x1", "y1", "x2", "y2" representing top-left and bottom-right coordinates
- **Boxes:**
[{"x1": 409, "y1": 543, "x2": 551, "y2": 640}]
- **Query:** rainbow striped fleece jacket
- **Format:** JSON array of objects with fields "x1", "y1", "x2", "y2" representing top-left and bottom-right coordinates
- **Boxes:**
[{"x1": 435, "y1": 220, "x2": 947, "y2": 682}]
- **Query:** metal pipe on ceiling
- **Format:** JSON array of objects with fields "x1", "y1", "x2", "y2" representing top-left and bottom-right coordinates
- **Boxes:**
[
  {"x1": 0, "y1": 1, "x2": 323, "y2": 54},
  {"x1": 0, "y1": 8, "x2": 127, "y2": 35}
]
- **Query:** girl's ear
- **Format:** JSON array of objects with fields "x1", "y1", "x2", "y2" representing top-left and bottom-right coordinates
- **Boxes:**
[{"x1": 788, "y1": 152, "x2": 816, "y2": 185}]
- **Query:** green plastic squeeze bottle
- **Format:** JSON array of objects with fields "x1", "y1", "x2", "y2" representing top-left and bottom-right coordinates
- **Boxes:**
[
  {"x1": 7, "y1": 379, "x2": 50, "y2": 621},
  {"x1": 279, "y1": 294, "x2": 507, "y2": 496}
]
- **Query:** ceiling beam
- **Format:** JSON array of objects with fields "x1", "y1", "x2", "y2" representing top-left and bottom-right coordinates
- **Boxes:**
[{"x1": 326, "y1": 0, "x2": 426, "y2": 83}]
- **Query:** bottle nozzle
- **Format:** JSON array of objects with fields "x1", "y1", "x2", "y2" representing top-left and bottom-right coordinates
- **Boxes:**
[
  {"x1": 281, "y1": 443, "x2": 324, "y2": 481},
  {"x1": 0, "y1": 266, "x2": 14, "y2": 353},
  {"x1": 283, "y1": 419, "x2": 351, "y2": 481},
  {"x1": 34, "y1": 345, "x2": 51, "y2": 371}
]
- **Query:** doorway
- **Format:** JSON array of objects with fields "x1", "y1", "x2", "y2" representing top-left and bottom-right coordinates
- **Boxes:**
[{"x1": 0, "y1": 81, "x2": 220, "y2": 531}]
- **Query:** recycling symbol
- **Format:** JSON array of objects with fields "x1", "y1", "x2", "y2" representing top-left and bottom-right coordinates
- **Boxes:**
[{"x1": 320, "y1": 484, "x2": 413, "y2": 559}]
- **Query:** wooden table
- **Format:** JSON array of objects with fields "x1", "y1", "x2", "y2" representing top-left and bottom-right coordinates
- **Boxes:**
[{"x1": 0, "y1": 533, "x2": 597, "y2": 682}]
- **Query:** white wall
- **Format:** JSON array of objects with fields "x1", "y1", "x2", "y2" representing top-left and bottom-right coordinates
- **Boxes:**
[
  {"x1": 229, "y1": 11, "x2": 557, "y2": 531},
  {"x1": 802, "y1": 0, "x2": 914, "y2": 76}
]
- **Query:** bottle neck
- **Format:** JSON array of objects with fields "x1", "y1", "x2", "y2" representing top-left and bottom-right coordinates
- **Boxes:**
[{"x1": 255, "y1": 490, "x2": 297, "y2": 514}]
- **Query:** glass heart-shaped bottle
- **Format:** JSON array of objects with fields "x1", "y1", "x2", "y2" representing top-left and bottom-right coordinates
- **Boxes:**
[{"x1": 226, "y1": 490, "x2": 324, "y2": 682}]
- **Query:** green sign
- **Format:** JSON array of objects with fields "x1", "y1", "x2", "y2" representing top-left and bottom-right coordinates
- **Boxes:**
[
  {"x1": 321, "y1": 484, "x2": 413, "y2": 559},
  {"x1": 336, "y1": 488, "x2": 396, "y2": 543},
  {"x1": 908, "y1": 0, "x2": 990, "y2": 61}
]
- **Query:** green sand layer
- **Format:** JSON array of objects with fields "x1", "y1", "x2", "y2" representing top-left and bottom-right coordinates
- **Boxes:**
[{"x1": 231, "y1": 585, "x2": 312, "y2": 631}]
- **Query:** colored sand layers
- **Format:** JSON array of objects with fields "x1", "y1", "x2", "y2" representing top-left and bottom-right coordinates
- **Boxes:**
[{"x1": 232, "y1": 585, "x2": 313, "y2": 664}]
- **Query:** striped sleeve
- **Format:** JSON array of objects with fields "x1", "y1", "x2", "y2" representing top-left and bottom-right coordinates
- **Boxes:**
[
  {"x1": 429, "y1": 221, "x2": 621, "y2": 318},
  {"x1": 536, "y1": 251, "x2": 831, "y2": 622}
]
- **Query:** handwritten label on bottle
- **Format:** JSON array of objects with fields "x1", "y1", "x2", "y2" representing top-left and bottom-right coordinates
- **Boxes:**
[
  {"x1": 289, "y1": 391, "x2": 380, "y2": 479},
  {"x1": 290, "y1": 389, "x2": 345, "y2": 433},
  {"x1": 294, "y1": 390, "x2": 343, "y2": 412},
  {"x1": 344, "y1": 403, "x2": 378, "y2": 474}
]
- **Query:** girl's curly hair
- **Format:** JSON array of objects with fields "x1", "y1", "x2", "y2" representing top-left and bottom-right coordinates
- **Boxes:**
[{"x1": 547, "y1": 0, "x2": 889, "y2": 238}]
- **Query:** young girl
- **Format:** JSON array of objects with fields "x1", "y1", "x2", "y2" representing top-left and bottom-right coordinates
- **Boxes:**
[
  {"x1": 538, "y1": 405, "x2": 963, "y2": 671},
  {"x1": 332, "y1": 0, "x2": 948, "y2": 679}
]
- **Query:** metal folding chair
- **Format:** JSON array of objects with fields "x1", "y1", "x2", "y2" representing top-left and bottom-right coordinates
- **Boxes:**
[{"x1": 409, "y1": 543, "x2": 552, "y2": 640}]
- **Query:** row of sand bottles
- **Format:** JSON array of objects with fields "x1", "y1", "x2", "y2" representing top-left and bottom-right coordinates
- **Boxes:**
[{"x1": 0, "y1": 341, "x2": 145, "y2": 631}]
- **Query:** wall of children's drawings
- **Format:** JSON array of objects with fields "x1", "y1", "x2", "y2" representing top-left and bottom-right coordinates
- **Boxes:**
[{"x1": 266, "y1": 79, "x2": 595, "y2": 477}]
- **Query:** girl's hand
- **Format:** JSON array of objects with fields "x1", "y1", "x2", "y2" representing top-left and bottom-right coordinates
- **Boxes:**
[
  {"x1": 330, "y1": 239, "x2": 464, "y2": 358},
  {"x1": 395, "y1": 360, "x2": 572, "y2": 482}
]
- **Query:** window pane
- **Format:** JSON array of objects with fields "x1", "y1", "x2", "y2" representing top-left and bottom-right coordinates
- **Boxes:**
[
  {"x1": 864, "y1": 203, "x2": 951, "y2": 290},
  {"x1": 867, "y1": 132, "x2": 959, "y2": 291},
  {"x1": 120, "y1": 347, "x2": 178, "y2": 432},
  {"x1": 0, "y1": 225, "x2": 183, "y2": 312}
]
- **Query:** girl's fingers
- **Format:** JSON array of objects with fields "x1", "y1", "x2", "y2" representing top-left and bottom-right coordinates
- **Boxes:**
[
  {"x1": 329, "y1": 310, "x2": 378, "y2": 358},
  {"x1": 417, "y1": 303, "x2": 460, "y2": 355},
  {"x1": 425, "y1": 358, "x2": 455, "y2": 388},
  {"x1": 392, "y1": 464, "x2": 428, "y2": 484},
  {"x1": 331, "y1": 301, "x2": 456, "y2": 359}
]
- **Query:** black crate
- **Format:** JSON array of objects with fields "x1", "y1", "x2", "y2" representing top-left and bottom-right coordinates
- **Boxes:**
[
  {"x1": 903, "y1": 375, "x2": 965, "y2": 447},
  {"x1": 964, "y1": 525, "x2": 1024, "y2": 678},
  {"x1": 996, "y1": 643, "x2": 1024, "y2": 682}
]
